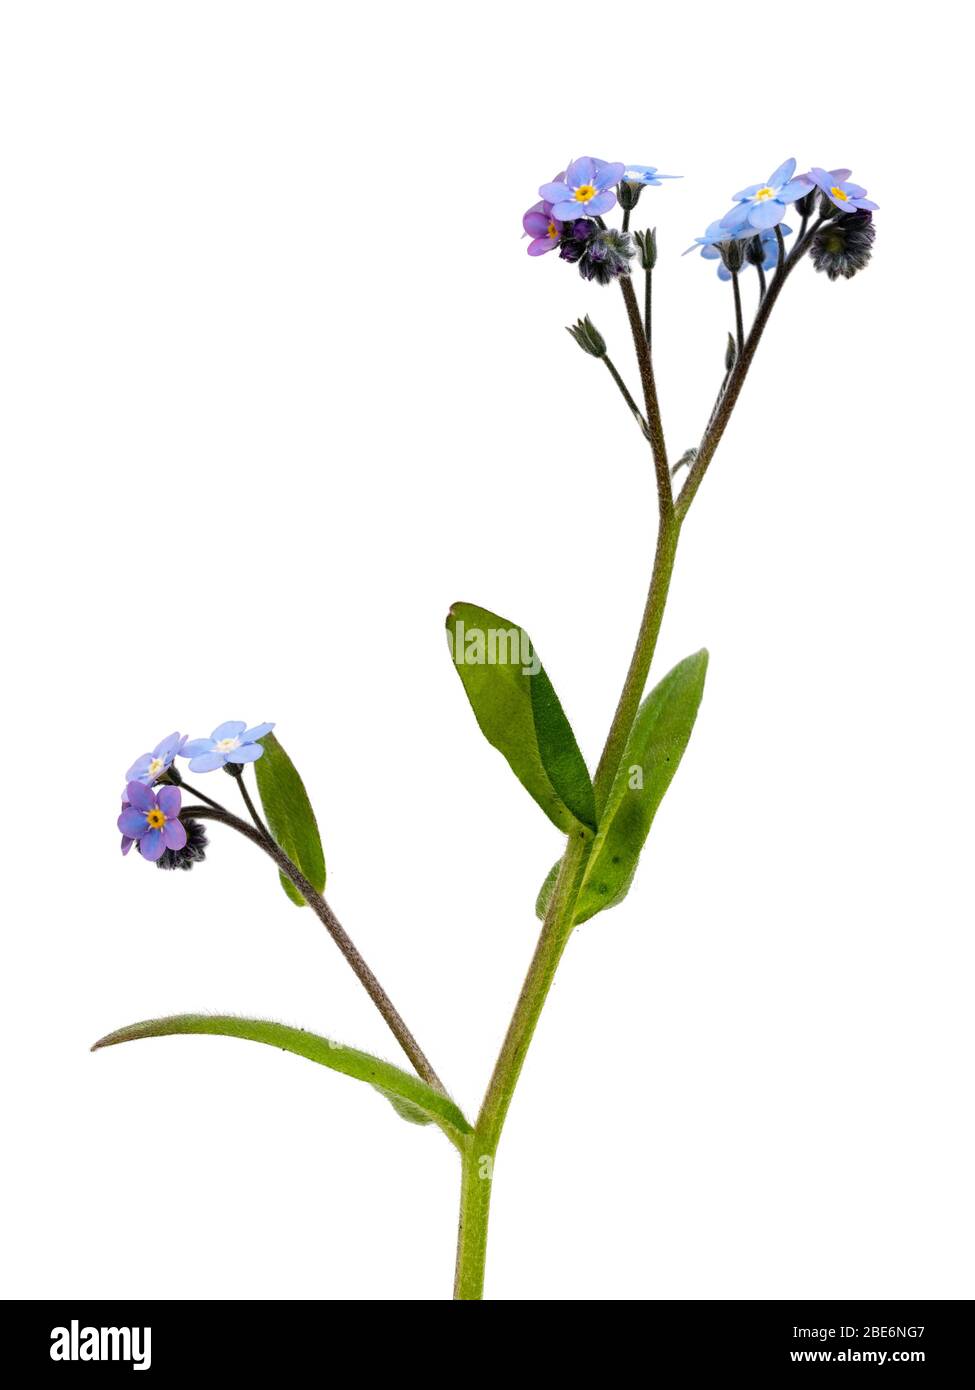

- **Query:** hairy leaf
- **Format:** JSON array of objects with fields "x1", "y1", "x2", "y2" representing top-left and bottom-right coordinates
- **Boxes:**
[
  {"x1": 447, "y1": 602, "x2": 596, "y2": 836},
  {"x1": 536, "y1": 650, "x2": 708, "y2": 924},
  {"x1": 92, "y1": 1014, "x2": 471, "y2": 1142},
  {"x1": 254, "y1": 734, "x2": 326, "y2": 906}
]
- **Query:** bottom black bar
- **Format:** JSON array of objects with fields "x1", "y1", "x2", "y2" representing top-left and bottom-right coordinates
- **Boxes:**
[{"x1": 5, "y1": 1299, "x2": 970, "y2": 1377}]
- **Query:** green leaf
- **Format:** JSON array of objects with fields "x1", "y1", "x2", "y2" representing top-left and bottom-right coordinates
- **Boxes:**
[
  {"x1": 91, "y1": 1014, "x2": 472, "y2": 1143},
  {"x1": 254, "y1": 733, "x2": 326, "y2": 906},
  {"x1": 534, "y1": 860, "x2": 561, "y2": 919},
  {"x1": 536, "y1": 649, "x2": 708, "y2": 925},
  {"x1": 446, "y1": 602, "x2": 596, "y2": 836}
]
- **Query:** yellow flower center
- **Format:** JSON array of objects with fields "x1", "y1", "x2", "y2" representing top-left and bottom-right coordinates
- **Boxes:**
[
  {"x1": 547, "y1": 220, "x2": 559, "y2": 239},
  {"x1": 147, "y1": 756, "x2": 165, "y2": 778},
  {"x1": 831, "y1": 186, "x2": 849, "y2": 201},
  {"x1": 755, "y1": 187, "x2": 775, "y2": 201},
  {"x1": 146, "y1": 808, "x2": 167, "y2": 830},
  {"x1": 573, "y1": 183, "x2": 597, "y2": 203},
  {"x1": 215, "y1": 737, "x2": 239, "y2": 752}
]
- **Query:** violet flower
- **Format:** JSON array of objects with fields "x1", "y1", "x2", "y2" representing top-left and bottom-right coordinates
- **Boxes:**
[
  {"x1": 540, "y1": 157, "x2": 626, "y2": 221},
  {"x1": 118, "y1": 782, "x2": 187, "y2": 862}
]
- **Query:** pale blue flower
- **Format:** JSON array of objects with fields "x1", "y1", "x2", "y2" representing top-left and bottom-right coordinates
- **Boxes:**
[
  {"x1": 622, "y1": 164, "x2": 681, "y2": 187},
  {"x1": 720, "y1": 158, "x2": 809, "y2": 232},
  {"x1": 181, "y1": 721, "x2": 275, "y2": 773}
]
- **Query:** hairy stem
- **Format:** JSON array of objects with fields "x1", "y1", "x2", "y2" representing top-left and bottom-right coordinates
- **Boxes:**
[
  {"x1": 644, "y1": 267, "x2": 653, "y2": 351},
  {"x1": 454, "y1": 833, "x2": 591, "y2": 1299},
  {"x1": 731, "y1": 270, "x2": 744, "y2": 355},
  {"x1": 234, "y1": 770, "x2": 273, "y2": 842},
  {"x1": 185, "y1": 803, "x2": 447, "y2": 1093},
  {"x1": 618, "y1": 275, "x2": 671, "y2": 515},
  {"x1": 676, "y1": 217, "x2": 822, "y2": 520},
  {"x1": 602, "y1": 354, "x2": 648, "y2": 437}
]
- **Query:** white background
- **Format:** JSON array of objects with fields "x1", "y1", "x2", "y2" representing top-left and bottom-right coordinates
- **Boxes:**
[{"x1": 1, "y1": 1, "x2": 971, "y2": 1302}]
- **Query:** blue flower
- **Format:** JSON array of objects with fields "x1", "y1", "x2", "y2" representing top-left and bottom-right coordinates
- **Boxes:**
[
  {"x1": 118, "y1": 781, "x2": 187, "y2": 861},
  {"x1": 685, "y1": 221, "x2": 735, "y2": 256},
  {"x1": 700, "y1": 222, "x2": 790, "y2": 276},
  {"x1": 540, "y1": 157, "x2": 626, "y2": 221},
  {"x1": 684, "y1": 222, "x2": 793, "y2": 280},
  {"x1": 180, "y1": 721, "x2": 275, "y2": 772},
  {"x1": 720, "y1": 158, "x2": 810, "y2": 232},
  {"x1": 125, "y1": 731, "x2": 187, "y2": 785},
  {"x1": 622, "y1": 164, "x2": 681, "y2": 187},
  {"x1": 805, "y1": 167, "x2": 879, "y2": 214}
]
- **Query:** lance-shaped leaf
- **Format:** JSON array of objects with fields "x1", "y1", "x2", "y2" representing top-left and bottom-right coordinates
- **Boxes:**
[
  {"x1": 254, "y1": 733, "x2": 326, "y2": 907},
  {"x1": 92, "y1": 1015, "x2": 471, "y2": 1143},
  {"x1": 536, "y1": 649, "x2": 708, "y2": 924},
  {"x1": 446, "y1": 602, "x2": 596, "y2": 836}
]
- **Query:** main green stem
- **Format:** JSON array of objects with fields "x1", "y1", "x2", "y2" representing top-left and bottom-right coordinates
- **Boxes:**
[
  {"x1": 453, "y1": 512, "x2": 681, "y2": 1299},
  {"x1": 454, "y1": 228, "x2": 816, "y2": 1297}
]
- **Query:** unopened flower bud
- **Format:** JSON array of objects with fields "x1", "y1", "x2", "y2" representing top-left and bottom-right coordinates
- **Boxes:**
[
  {"x1": 794, "y1": 187, "x2": 818, "y2": 218},
  {"x1": 616, "y1": 179, "x2": 644, "y2": 212},
  {"x1": 156, "y1": 818, "x2": 209, "y2": 871},
  {"x1": 566, "y1": 316, "x2": 607, "y2": 358},
  {"x1": 718, "y1": 238, "x2": 747, "y2": 274},
  {"x1": 744, "y1": 235, "x2": 766, "y2": 268},
  {"x1": 634, "y1": 227, "x2": 657, "y2": 271},
  {"x1": 809, "y1": 211, "x2": 875, "y2": 281}
]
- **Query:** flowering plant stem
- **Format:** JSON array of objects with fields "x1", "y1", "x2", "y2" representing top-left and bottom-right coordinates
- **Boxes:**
[{"x1": 452, "y1": 217, "x2": 826, "y2": 1299}]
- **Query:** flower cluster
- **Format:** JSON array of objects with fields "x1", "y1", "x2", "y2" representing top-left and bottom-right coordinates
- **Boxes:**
[
  {"x1": 684, "y1": 157, "x2": 878, "y2": 283},
  {"x1": 117, "y1": 720, "x2": 274, "y2": 864},
  {"x1": 525, "y1": 154, "x2": 877, "y2": 289},
  {"x1": 523, "y1": 155, "x2": 680, "y2": 283}
]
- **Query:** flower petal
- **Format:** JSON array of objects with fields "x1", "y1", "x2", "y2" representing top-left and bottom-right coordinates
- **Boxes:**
[
  {"x1": 523, "y1": 211, "x2": 551, "y2": 237},
  {"x1": 241, "y1": 722, "x2": 274, "y2": 743},
  {"x1": 125, "y1": 754, "x2": 152, "y2": 783},
  {"x1": 551, "y1": 199, "x2": 581, "y2": 221},
  {"x1": 777, "y1": 178, "x2": 811, "y2": 202},
  {"x1": 732, "y1": 183, "x2": 764, "y2": 202},
  {"x1": 162, "y1": 817, "x2": 187, "y2": 850},
  {"x1": 528, "y1": 237, "x2": 556, "y2": 256},
  {"x1": 126, "y1": 780, "x2": 156, "y2": 812},
  {"x1": 118, "y1": 806, "x2": 148, "y2": 837},
  {"x1": 121, "y1": 835, "x2": 133, "y2": 855},
  {"x1": 565, "y1": 156, "x2": 594, "y2": 188},
  {"x1": 539, "y1": 181, "x2": 571, "y2": 203},
  {"x1": 210, "y1": 720, "x2": 247, "y2": 741},
  {"x1": 140, "y1": 827, "x2": 165, "y2": 861},
  {"x1": 767, "y1": 157, "x2": 796, "y2": 188},
  {"x1": 157, "y1": 784, "x2": 182, "y2": 818},
  {"x1": 188, "y1": 751, "x2": 226, "y2": 773},
  {"x1": 592, "y1": 161, "x2": 625, "y2": 190},
  {"x1": 227, "y1": 743, "x2": 263, "y2": 763},
  {"x1": 748, "y1": 200, "x2": 785, "y2": 229},
  {"x1": 719, "y1": 203, "x2": 751, "y2": 231},
  {"x1": 153, "y1": 731, "x2": 182, "y2": 758},
  {"x1": 180, "y1": 738, "x2": 214, "y2": 758},
  {"x1": 586, "y1": 190, "x2": 617, "y2": 215}
]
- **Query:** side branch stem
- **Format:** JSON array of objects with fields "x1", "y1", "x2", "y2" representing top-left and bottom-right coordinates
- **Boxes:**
[
  {"x1": 185, "y1": 803, "x2": 447, "y2": 1094},
  {"x1": 618, "y1": 275, "x2": 671, "y2": 515}
]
